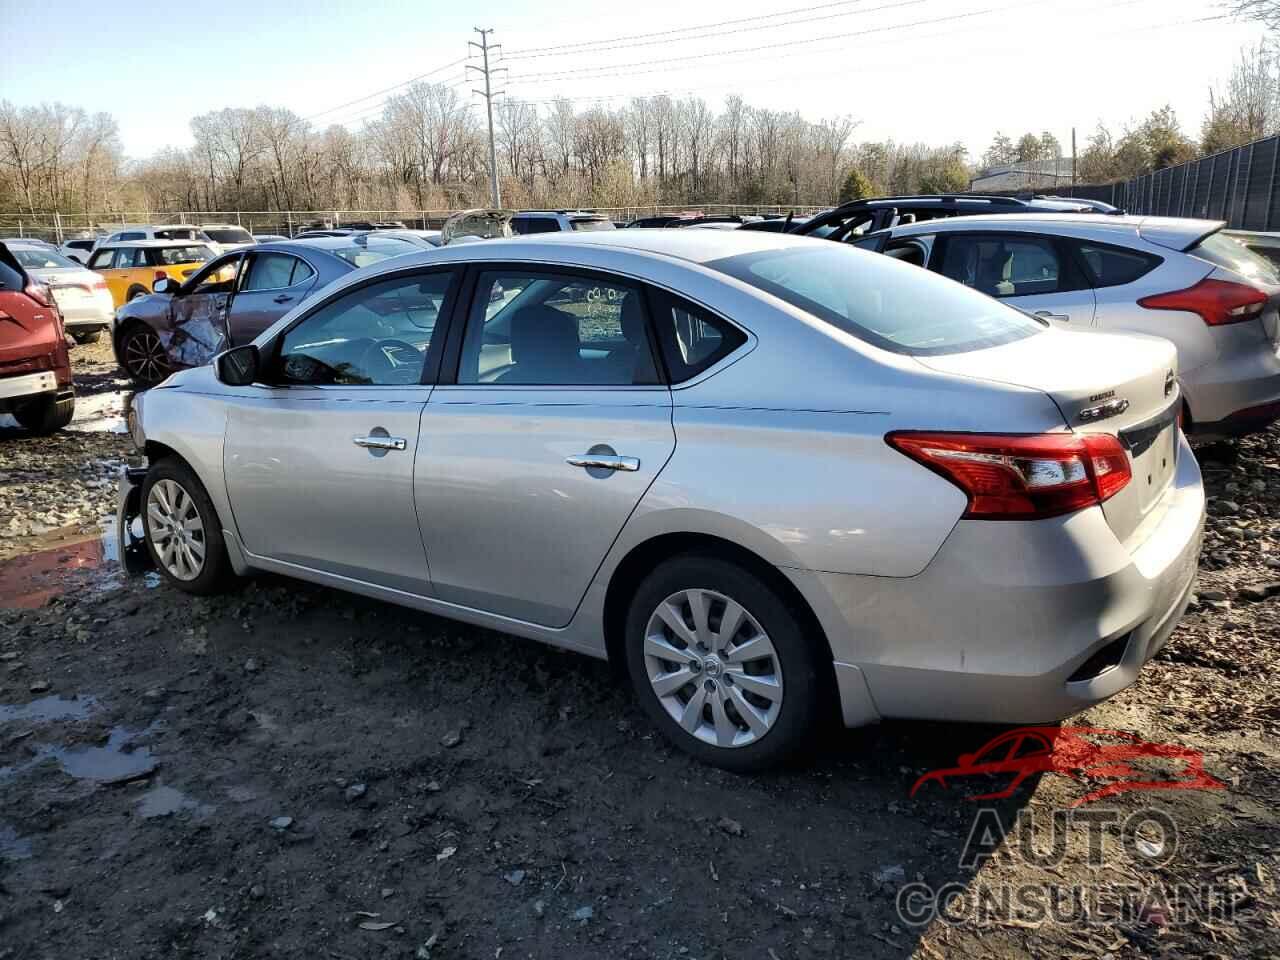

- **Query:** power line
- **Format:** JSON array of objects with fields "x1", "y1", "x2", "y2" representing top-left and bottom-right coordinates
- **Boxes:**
[
  {"x1": 502, "y1": 0, "x2": 898, "y2": 59},
  {"x1": 321, "y1": 74, "x2": 472, "y2": 128},
  {"x1": 507, "y1": 0, "x2": 1055, "y2": 84},
  {"x1": 303, "y1": 56, "x2": 470, "y2": 122}
]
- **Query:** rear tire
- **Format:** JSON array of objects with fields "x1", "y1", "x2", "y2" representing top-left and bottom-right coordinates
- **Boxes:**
[
  {"x1": 118, "y1": 323, "x2": 170, "y2": 387},
  {"x1": 127, "y1": 286, "x2": 149, "y2": 302},
  {"x1": 623, "y1": 554, "x2": 825, "y2": 772},
  {"x1": 13, "y1": 393, "x2": 75, "y2": 434},
  {"x1": 141, "y1": 457, "x2": 236, "y2": 595}
]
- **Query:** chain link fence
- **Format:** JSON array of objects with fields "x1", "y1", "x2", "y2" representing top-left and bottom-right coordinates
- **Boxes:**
[{"x1": 0, "y1": 204, "x2": 826, "y2": 243}]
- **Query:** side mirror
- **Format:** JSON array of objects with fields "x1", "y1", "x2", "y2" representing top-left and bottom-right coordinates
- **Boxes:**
[
  {"x1": 153, "y1": 277, "x2": 177, "y2": 295},
  {"x1": 215, "y1": 344, "x2": 260, "y2": 386}
]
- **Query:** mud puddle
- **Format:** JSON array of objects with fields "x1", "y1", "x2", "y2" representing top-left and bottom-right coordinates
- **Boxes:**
[
  {"x1": 63, "y1": 388, "x2": 132, "y2": 435},
  {"x1": 0, "y1": 723, "x2": 160, "y2": 787},
  {"x1": 136, "y1": 784, "x2": 214, "y2": 820},
  {"x1": 0, "y1": 516, "x2": 127, "y2": 608},
  {"x1": 0, "y1": 693, "x2": 98, "y2": 724}
]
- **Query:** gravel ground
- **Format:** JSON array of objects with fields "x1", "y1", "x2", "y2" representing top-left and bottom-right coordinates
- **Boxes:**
[{"x1": 0, "y1": 342, "x2": 1277, "y2": 959}]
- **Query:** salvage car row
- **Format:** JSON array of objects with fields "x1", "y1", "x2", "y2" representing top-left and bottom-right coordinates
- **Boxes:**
[{"x1": 5, "y1": 194, "x2": 1278, "y2": 772}]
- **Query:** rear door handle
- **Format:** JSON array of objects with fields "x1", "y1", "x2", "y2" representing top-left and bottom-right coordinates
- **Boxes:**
[
  {"x1": 566, "y1": 454, "x2": 639, "y2": 472},
  {"x1": 353, "y1": 435, "x2": 407, "y2": 451},
  {"x1": 1034, "y1": 310, "x2": 1070, "y2": 322},
  {"x1": 273, "y1": 294, "x2": 294, "y2": 304}
]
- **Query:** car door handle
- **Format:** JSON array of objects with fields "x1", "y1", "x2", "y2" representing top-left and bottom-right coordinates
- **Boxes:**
[
  {"x1": 353, "y1": 435, "x2": 407, "y2": 451},
  {"x1": 1034, "y1": 310, "x2": 1070, "y2": 322},
  {"x1": 273, "y1": 294, "x2": 294, "y2": 304},
  {"x1": 566, "y1": 454, "x2": 640, "y2": 472}
]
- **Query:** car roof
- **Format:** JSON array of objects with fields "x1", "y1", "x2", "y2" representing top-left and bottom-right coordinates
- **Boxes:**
[
  {"x1": 104, "y1": 239, "x2": 216, "y2": 248},
  {"x1": 882, "y1": 213, "x2": 1223, "y2": 247},
  {"x1": 451, "y1": 226, "x2": 817, "y2": 264},
  {"x1": 514, "y1": 210, "x2": 606, "y2": 218}
]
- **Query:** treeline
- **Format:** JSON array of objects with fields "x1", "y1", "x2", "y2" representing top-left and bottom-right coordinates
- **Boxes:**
[
  {"x1": 3, "y1": 37, "x2": 1280, "y2": 218},
  {"x1": 0, "y1": 87, "x2": 974, "y2": 217},
  {"x1": 977, "y1": 41, "x2": 1280, "y2": 187}
]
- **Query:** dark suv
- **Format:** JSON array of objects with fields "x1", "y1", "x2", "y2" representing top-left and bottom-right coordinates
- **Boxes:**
[
  {"x1": 790, "y1": 194, "x2": 1103, "y2": 242},
  {"x1": 0, "y1": 242, "x2": 74, "y2": 433}
]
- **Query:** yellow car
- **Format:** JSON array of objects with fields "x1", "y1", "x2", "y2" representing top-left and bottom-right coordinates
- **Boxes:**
[{"x1": 87, "y1": 240, "x2": 217, "y2": 307}]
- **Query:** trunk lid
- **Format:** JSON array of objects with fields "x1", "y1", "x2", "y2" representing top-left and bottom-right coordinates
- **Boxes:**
[{"x1": 916, "y1": 327, "x2": 1180, "y2": 545}]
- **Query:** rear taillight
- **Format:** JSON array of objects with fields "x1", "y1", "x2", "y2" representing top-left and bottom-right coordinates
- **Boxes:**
[
  {"x1": 1138, "y1": 278, "x2": 1266, "y2": 326},
  {"x1": 92, "y1": 278, "x2": 108, "y2": 291},
  {"x1": 886, "y1": 432, "x2": 1132, "y2": 520},
  {"x1": 154, "y1": 270, "x2": 167, "y2": 283},
  {"x1": 24, "y1": 282, "x2": 54, "y2": 308}
]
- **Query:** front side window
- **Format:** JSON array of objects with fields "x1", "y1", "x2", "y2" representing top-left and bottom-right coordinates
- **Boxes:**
[
  {"x1": 711, "y1": 243, "x2": 1043, "y2": 356},
  {"x1": 458, "y1": 271, "x2": 659, "y2": 386},
  {"x1": 113, "y1": 248, "x2": 145, "y2": 269},
  {"x1": 185, "y1": 254, "x2": 242, "y2": 293},
  {"x1": 242, "y1": 253, "x2": 303, "y2": 291},
  {"x1": 277, "y1": 271, "x2": 452, "y2": 386}
]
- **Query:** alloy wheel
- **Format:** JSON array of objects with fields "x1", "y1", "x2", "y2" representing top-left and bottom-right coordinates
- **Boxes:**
[
  {"x1": 146, "y1": 478, "x2": 205, "y2": 581},
  {"x1": 125, "y1": 329, "x2": 168, "y2": 384},
  {"x1": 643, "y1": 588, "x2": 784, "y2": 748}
]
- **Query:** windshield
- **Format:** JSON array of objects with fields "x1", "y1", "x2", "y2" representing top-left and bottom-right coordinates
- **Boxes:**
[
  {"x1": 11, "y1": 247, "x2": 80, "y2": 270},
  {"x1": 331, "y1": 235, "x2": 418, "y2": 268},
  {"x1": 157, "y1": 244, "x2": 214, "y2": 265},
  {"x1": 710, "y1": 244, "x2": 1044, "y2": 356},
  {"x1": 1193, "y1": 231, "x2": 1280, "y2": 284},
  {"x1": 203, "y1": 227, "x2": 254, "y2": 244},
  {"x1": 570, "y1": 218, "x2": 615, "y2": 232}
]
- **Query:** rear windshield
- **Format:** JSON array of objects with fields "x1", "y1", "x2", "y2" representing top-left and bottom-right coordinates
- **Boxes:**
[
  {"x1": 156, "y1": 245, "x2": 214, "y2": 265},
  {"x1": 1192, "y1": 231, "x2": 1280, "y2": 284},
  {"x1": 331, "y1": 235, "x2": 418, "y2": 268},
  {"x1": 154, "y1": 228, "x2": 206, "y2": 241},
  {"x1": 204, "y1": 227, "x2": 254, "y2": 244},
  {"x1": 710, "y1": 244, "x2": 1044, "y2": 356},
  {"x1": 570, "y1": 218, "x2": 615, "y2": 232},
  {"x1": 11, "y1": 247, "x2": 79, "y2": 270}
]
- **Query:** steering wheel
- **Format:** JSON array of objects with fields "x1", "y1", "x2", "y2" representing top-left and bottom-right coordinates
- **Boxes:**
[{"x1": 358, "y1": 338, "x2": 423, "y2": 384}]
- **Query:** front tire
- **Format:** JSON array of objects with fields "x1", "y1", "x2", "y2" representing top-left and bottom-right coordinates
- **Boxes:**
[
  {"x1": 623, "y1": 554, "x2": 825, "y2": 772},
  {"x1": 141, "y1": 458, "x2": 236, "y2": 595},
  {"x1": 12, "y1": 393, "x2": 75, "y2": 434},
  {"x1": 119, "y1": 323, "x2": 170, "y2": 387},
  {"x1": 72, "y1": 330, "x2": 102, "y2": 344}
]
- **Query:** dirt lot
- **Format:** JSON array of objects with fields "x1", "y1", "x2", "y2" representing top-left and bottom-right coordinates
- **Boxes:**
[{"x1": 0, "y1": 340, "x2": 1278, "y2": 959}]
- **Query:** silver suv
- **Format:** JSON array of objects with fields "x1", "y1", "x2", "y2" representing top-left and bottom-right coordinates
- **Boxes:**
[
  {"x1": 509, "y1": 211, "x2": 615, "y2": 234},
  {"x1": 855, "y1": 214, "x2": 1280, "y2": 438}
]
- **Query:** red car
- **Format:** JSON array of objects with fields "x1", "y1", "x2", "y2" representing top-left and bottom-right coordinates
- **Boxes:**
[
  {"x1": 910, "y1": 726, "x2": 1226, "y2": 807},
  {"x1": 0, "y1": 241, "x2": 74, "y2": 433}
]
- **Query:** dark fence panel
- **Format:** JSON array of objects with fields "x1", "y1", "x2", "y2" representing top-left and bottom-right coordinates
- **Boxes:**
[{"x1": 1040, "y1": 134, "x2": 1280, "y2": 230}]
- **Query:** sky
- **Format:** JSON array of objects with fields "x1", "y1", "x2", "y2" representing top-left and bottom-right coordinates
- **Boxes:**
[{"x1": 0, "y1": 0, "x2": 1267, "y2": 163}]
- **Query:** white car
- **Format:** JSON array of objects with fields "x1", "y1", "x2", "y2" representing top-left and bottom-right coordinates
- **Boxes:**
[
  {"x1": 7, "y1": 241, "x2": 113, "y2": 343},
  {"x1": 93, "y1": 225, "x2": 212, "y2": 253},
  {"x1": 199, "y1": 224, "x2": 256, "y2": 252}
]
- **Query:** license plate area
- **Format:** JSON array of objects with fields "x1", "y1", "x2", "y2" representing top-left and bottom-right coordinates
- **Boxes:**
[{"x1": 1119, "y1": 400, "x2": 1180, "y2": 515}]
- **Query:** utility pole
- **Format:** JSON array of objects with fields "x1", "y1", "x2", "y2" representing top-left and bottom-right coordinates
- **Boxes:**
[{"x1": 468, "y1": 28, "x2": 504, "y2": 208}]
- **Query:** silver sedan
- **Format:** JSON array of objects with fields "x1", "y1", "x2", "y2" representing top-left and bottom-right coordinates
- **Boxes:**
[{"x1": 118, "y1": 229, "x2": 1205, "y2": 770}]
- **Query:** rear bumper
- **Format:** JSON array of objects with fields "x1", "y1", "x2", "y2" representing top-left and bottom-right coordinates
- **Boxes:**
[
  {"x1": 0, "y1": 370, "x2": 58, "y2": 402},
  {"x1": 1181, "y1": 337, "x2": 1280, "y2": 436},
  {"x1": 791, "y1": 431, "x2": 1205, "y2": 727}
]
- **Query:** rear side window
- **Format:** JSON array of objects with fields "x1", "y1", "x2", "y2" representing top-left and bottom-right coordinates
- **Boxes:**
[
  {"x1": 647, "y1": 289, "x2": 746, "y2": 383},
  {"x1": 935, "y1": 234, "x2": 1067, "y2": 299},
  {"x1": 1191, "y1": 232, "x2": 1280, "y2": 284},
  {"x1": 0, "y1": 248, "x2": 23, "y2": 290},
  {"x1": 570, "y1": 219, "x2": 614, "y2": 232},
  {"x1": 512, "y1": 217, "x2": 560, "y2": 235},
  {"x1": 88, "y1": 249, "x2": 114, "y2": 269},
  {"x1": 117, "y1": 231, "x2": 144, "y2": 241},
  {"x1": 711, "y1": 244, "x2": 1043, "y2": 356},
  {"x1": 243, "y1": 253, "x2": 303, "y2": 291},
  {"x1": 1074, "y1": 242, "x2": 1161, "y2": 288}
]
